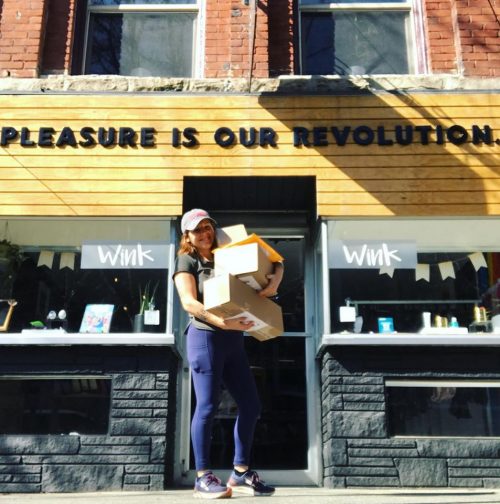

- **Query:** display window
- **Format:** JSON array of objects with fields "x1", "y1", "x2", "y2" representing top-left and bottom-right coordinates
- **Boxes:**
[
  {"x1": 0, "y1": 218, "x2": 172, "y2": 335},
  {"x1": 326, "y1": 219, "x2": 500, "y2": 336}
]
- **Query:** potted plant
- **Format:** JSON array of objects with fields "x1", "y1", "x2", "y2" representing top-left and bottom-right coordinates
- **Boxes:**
[
  {"x1": 133, "y1": 280, "x2": 159, "y2": 332},
  {"x1": 0, "y1": 239, "x2": 24, "y2": 299}
]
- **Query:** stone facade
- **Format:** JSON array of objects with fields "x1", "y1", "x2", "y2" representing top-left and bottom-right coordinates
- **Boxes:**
[
  {"x1": 0, "y1": 346, "x2": 178, "y2": 493},
  {"x1": 322, "y1": 346, "x2": 500, "y2": 488}
]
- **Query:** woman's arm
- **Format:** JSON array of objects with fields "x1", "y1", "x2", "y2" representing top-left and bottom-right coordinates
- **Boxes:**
[
  {"x1": 174, "y1": 272, "x2": 254, "y2": 331},
  {"x1": 258, "y1": 261, "x2": 284, "y2": 298}
]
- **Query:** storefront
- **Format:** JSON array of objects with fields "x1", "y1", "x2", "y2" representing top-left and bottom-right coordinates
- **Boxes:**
[{"x1": 0, "y1": 90, "x2": 499, "y2": 491}]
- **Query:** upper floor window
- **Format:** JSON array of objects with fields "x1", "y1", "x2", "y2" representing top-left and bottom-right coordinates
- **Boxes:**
[
  {"x1": 299, "y1": 0, "x2": 418, "y2": 75},
  {"x1": 84, "y1": 0, "x2": 199, "y2": 77}
]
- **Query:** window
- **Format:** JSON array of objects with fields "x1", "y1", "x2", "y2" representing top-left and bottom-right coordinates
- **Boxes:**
[
  {"x1": 84, "y1": 0, "x2": 199, "y2": 77},
  {"x1": 326, "y1": 219, "x2": 500, "y2": 335},
  {"x1": 387, "y1": 380, "x2": 500, "y2": 437},
  {"x1": 0, "y1": 376, "x2": 111, "y2": 434},
  {"x1": 1, "y1": 218, "x2": 172, "y2": 334},
  {"x1": 299, "y1": 0, "x2": 417, "y2": 75}
]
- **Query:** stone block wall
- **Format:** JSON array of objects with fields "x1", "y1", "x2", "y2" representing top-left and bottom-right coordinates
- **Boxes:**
[
  {"x1": 322, "y1": 346, "x2": 500, "y2": 488},
  {"x1": 0, "y1": 346, "x2": 178, "y2": 493}
]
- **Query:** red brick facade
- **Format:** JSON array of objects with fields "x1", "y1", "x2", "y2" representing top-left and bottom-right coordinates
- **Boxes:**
[
  {"x1": 0, "y1": 0, "x2": 498, "y2": 78},
  {"x1": 0, "y1": 0, "x2": 47, "y2": 77},
  {"x1": 423, "y1": 0, "x2": 500, "y2": 76}
]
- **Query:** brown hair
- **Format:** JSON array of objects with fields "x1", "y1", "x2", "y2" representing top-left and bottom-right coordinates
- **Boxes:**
[
  {"x1": 177, "y1": 232, "x2": 196, "y2": 256},
  {"x1": 176, "y1": 224, "x2": 218, "y2": 256}
]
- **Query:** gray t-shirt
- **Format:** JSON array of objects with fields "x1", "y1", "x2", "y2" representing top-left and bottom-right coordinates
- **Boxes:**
[{"x1": 174, "y1": 252, "x2": 216, "y2": 331}]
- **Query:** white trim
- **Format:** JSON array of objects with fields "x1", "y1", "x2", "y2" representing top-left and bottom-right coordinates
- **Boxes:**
[
  {"x1": 386, "y1": 379, "x2": 500, "y2": 387},
  {"x1": 0, "y1": 332, "x2": 175, "y2": 345},
  {"x1": 88, "y1": 5, "x2": 199, "y2": 14},
  {"x1": 300, "y1": 3, "x2": 411, "y2": 12},
  {"x1": 321, "y1": 221, "x2": 331, "y2": 336},
  {"x1": 321, "y1": 333, "x2": 500, "y2": 349}
]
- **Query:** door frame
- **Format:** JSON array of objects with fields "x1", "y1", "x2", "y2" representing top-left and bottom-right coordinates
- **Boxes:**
[{"x1": 172, "y1": 224, "x2": 323, "y2": 486}]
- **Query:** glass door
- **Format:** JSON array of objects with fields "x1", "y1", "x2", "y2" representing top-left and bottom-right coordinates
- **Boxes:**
[{"x1": 176, "y1": 229, "x2": 321, "y2": 486}]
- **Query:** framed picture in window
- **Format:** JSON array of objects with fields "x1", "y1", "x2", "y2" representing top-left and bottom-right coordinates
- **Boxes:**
[{"x1": 79, "y1": 304, "x2": 114, "y2": 334}]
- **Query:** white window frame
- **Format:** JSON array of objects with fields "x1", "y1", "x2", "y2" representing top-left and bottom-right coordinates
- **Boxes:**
[
  {"x1": 298, "y1": 1, "x2": 428, "y2": 75},
  {"x1": 83, "y1": 1, "x2": 204, "y2": 78},
  {"x1": 319, "y1": 218, "x2": 500, "y2": 351}
]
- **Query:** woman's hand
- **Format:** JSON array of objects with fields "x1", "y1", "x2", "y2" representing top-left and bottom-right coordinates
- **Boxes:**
[
  {"x1": 258, "y1": 262, "x2": 284, "y2": 298},
  {"x1": 222, "y1": 316, "x2": 255, "y2": 331}
]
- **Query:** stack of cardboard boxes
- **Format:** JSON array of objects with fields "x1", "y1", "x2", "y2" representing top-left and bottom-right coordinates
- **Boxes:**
[{"x1": 203, "y1": 225, "x2": 284, "y2": 341}]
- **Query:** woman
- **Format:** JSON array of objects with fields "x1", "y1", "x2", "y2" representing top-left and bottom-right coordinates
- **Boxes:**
[{"x1": 173, "y1": 208, "x2": 283, "y2": 499}]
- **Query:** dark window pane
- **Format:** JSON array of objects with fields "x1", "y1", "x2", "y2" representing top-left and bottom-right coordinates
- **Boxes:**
[
  {"x1": 11, "y1": 252, "x2": 168, "y2": 334},
  {"x1": 265, "y1": 237, "x2": 305, "y2": 333},
  {"x1": 301, "y1": 13, "x2": 335, "y2": 75},
  {"x1": 86, "y1": 12, "x2": 195, "y2": 76},
  {"x1": 0, "y1": 378, "x2": 111, "y2": 434},
  {"x1": 301, "y1": 11, "x2": 410, "y2": 75},
  {"x1": 330, "y1": 252, "x2": 484, "y2": 333},
  {"x1": 387, "y1": 383, "x2": 500, "y2": 436}
]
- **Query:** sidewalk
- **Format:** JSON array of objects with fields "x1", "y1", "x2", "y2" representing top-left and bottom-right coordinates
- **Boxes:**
[{"x1": 1, "y1": 488, "x2": 500, "y2": 504}]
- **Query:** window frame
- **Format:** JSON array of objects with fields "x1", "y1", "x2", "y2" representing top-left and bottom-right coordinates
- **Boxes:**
[
  {"x1": 298, "y1": 1, "x2": 427, "y2": 76},
  {"x1": 319, "y1": 218, "x2": 500, "y2": 351},
  {"x1": 0, "y1": 217, "x2": 176, "y2": 345},
  {"x1": 82, "y1": 0, "x2": 204, "y2": 78}
]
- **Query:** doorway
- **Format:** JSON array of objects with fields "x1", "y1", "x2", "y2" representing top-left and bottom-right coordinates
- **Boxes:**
[{"x1": 175, "y1": 177, "x2": 320, "y2": 486}]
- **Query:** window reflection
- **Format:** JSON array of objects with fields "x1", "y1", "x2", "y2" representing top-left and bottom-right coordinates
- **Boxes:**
[
  {"x1": 387, "y1": 383, "x2": 500, "y2": 436},
  {"x1": 301, "y1": 10, "x2": 410, "y2": 75},
  {"x1": 86, "y1": 12, "x2": 195, "y2": 76},
  {"x1": 0, "y1": 378, "x2": 111, "y2": 435}
]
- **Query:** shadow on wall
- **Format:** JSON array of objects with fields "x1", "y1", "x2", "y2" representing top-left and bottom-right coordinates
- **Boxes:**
[{"x1": 257, "y1": 77, "x2": 499, "y2": 218}]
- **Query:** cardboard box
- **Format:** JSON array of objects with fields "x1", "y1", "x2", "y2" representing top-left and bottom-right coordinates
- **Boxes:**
[
  {"x1": 216, "y1": 224, "x2": 248, "y2": 248},
  {"x1": 214, "y1": 242, "x2": 273, "y2": 291},
  {"x1": 216, "y1": 224, "x2": 284, "y2": 263},
  {"x1": 204, "y1": 273, "x2": 283, "y2": 341}
]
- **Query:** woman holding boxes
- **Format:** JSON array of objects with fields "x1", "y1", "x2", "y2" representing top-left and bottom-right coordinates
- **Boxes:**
[{"x1": 173, "y1": 208, "x2": 283, "y2": 499}]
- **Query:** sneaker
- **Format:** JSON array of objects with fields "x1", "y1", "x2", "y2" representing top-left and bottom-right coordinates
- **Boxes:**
[
  {"x1": 227, "y1": 469, "x2": 275, "y2": 496},
  {"x1": 194, "y1": 471, "x2": 232, "y2": 499}
]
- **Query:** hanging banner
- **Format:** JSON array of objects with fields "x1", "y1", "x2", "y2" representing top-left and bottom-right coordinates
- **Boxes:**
[
  {"x1": 329, "y1": 240, "x2": 417, "y2": 269},
  {"x1": 469, "y1": 252, "x2": 487, "y2": 271},
  {"x1": 439, "y1": 261, "x2": 456, "y2": 280},
  {"x1": 81, "y1": 241, "x2": 170, "y2": 269},
  {"x1": 415, "y1": 263, "x2": 430, "y2": 282}
]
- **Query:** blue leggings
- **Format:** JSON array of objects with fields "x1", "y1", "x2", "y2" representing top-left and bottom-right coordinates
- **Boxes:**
[{"x1": 187, "y1": 325, "x2": 261, "y2": 471}]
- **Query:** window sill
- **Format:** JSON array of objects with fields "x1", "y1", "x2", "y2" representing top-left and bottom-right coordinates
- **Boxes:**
[
  {"x1": 0, "y1": 331, "x2": 175, "y2": 346},
  {"x1": 320, "y1": 332, "x2": 500, "y2": 349}
]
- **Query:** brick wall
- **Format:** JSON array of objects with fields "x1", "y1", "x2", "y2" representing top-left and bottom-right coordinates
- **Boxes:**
[
  {"x1": 0, "y1": 0, "x2": 47, "y2": 78},
  {"x1": 0, "y1": 346, "x2": 178, "y2": 493},
  {"x1": 423, "y1": 0, "x2": 500, "y2": 76},
  {"x1": 322, "y1": 346, "x2": 500, "y2": 488},
  {"x1": 457, "y1": 0, "x2": 500, "y2": 77},
  {"x1": 41, "y1": 0, "x2": 76, "y2": 74},
  {"x1": 0, "y1": 1, "x2": 497, "y2": 79},
  {"x1": 268, "y1": 0, "x2": 294, "y2": 76}
]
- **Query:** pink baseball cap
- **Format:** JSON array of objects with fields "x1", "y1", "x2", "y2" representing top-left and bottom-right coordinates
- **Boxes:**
[{"x1": 181, "y1": 208, "x2": 217, "y2": 233}]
